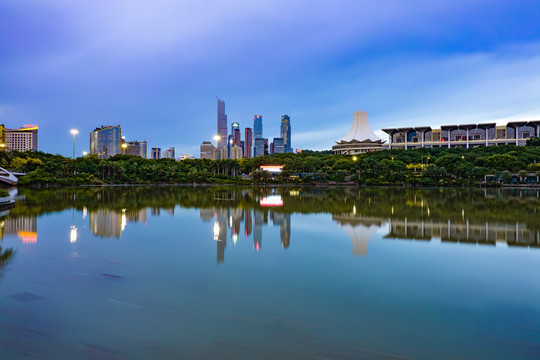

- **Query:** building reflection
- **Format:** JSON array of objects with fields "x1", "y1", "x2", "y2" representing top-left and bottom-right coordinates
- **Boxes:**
[
  {"x1": 200, "y1": 206, "x2": 292, "y2": 263},
  {"x1": 334, "y1": 211, "x2": 540, "y2": 256},
  {"x1": 89, "y1": 208, "x2": 147, "y2": 239},
  {"x1": 1, "y1": 216, "x2": 38, "y2": 244}
]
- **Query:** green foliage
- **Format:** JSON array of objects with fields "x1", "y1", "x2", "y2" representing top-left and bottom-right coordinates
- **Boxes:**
[{"x1": 5, "y1": 143, "x2": 540, "y2": 186}]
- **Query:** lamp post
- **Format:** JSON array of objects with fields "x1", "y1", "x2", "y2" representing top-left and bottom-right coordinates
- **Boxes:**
[
  {"x1": 82, "y1": 151, "x2": 88, "y2": 156},
  {"x1": 122, "y1": 143, "x2": 128, "y2": 154},
  {"x1": 70, "y1": 129, "x2": 79, "y2": 159},
  {"x1": 0, "y1": 143, "x2": 5, "y2": 151}
]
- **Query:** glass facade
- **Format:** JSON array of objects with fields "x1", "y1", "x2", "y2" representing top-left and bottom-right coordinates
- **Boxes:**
[
  {"x1": 280, "y1": 115, "x2": 291, "y2": 153},
  {"x1": 217, "y1": 99, "x2": 227, "y2": 150},
  {"x1": 90, "y1": 126, "x2": 121, "y2": 158},
  {"x1": 253, "y1": 115, "x2": 263, "y2": 140}
]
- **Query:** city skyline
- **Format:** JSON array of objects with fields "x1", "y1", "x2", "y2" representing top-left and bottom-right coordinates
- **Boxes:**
[{"x1": 1, "y1": 1, "x2": 539, "y2": 157}]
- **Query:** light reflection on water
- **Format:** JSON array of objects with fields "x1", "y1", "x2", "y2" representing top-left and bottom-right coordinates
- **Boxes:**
[{"x1": 0, "y1": 186, "x2": 540, "y2": 359}]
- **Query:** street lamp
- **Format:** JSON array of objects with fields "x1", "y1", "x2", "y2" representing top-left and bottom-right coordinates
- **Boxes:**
[
  {"x1": 0, "y1": 143, "x2": 5, "y2": 150},
  {"x1": 82, "y1": 151, "x2": 88, "y2": 156},
  {"x1": 70, "y1": 129, "x2": 79, "y2": 159},
  {"x1": 121, "y1": 143, "x2": 128, "y2": 154},
  {"x1": 213, "y1": 135, "x2": 221, "y2": 147},
  {"x1": 352, "y1": 156, "x2": 358, "y2": 161}
]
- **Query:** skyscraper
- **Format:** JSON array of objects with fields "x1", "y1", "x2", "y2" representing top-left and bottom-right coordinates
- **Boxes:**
[
  {"x1": 253, "y1": 115, "x2": 263, "y2": 140},
  {"x1": 231, "y1": 122, "x2": 240, "y2": 137},
  {"x1": 244, "y1": 128, "x2": 253, "y2": 159},
  {"x1": 217, "y1": 99, "x2": 227, "y2": 150},
  {"x1": 280, "y1": 115, "x2": 291, "y2": 152},
  {"x1": 233, "y1": 128, "x2": 241, "y2": 147},
  {"x1": 254, "y1": 138, "x2": 265, "y2": 157},
  {"x1": 90, "y1": 125, "x2": 122, "y2": 158}
]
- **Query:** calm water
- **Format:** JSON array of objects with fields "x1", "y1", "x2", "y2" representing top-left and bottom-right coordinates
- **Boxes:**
[{"x1": 1, "y1": 186, "x2": 540, "y2": 359}]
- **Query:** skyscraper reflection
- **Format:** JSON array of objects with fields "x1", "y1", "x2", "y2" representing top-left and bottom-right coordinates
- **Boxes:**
[
  {"x1": 2, "y1": 216, "x2": 38, "y2": 244},
  {"x1": 89, "y1": 208, "x2": 147, "y2": 239}
]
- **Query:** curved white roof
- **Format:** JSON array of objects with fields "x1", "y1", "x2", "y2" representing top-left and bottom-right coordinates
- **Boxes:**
[{"x1": 339, "y1": 111, "x2": 381, "y2": 143}]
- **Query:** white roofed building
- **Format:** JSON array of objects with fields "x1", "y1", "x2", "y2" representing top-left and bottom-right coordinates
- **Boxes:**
[{"x1": 332, "y1": 111, "x2": 383, "y2": 154}]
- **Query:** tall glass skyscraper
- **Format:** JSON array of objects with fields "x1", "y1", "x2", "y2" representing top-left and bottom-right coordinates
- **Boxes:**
[
  {"x1": 90, "y1": 125, "x2": 122, "y2": 158},
  {"x1": 280, "y1": 115, "x2": 291, "y2": 153},
  {"x1": 217, "y1": 99, "x2": 227, "y2": 150},
  {"x1": 253, "y1": 115, "x2": 263, "y2": 140}
]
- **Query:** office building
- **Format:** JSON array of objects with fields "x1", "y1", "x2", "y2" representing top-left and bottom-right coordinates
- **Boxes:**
[
  {"x1": 227, "y1": 134, "x2": 234, "y2": 159},
  {"x1": 163, "y1": 147, "x2": 175, "y2": 159},
  {"x1": 383, "y1": 120, "x2": 540, "y2": 150},
  {"x1": 90, "y1": 125, "x2": 122, "y2": 158},
  {"x1": 200, "y1": 141, "x2": 216, "y2": 160},
  {"x1": 254, "y1": 115, "x2": 263, "y2": 140},
  {"x1": 332, "y1": 111, "x2": 383, "y2": 154},
  {"x1": 151, "y1": 147, "x2": 161, "y2": 160},
  {"x1": 219, "y1": 146, "x2": 228, "y2": 160},
  {"x1": 217, "y1": 99, "x2": 228, "y2": 150},
  {"x1": 244, "y1": 128, "x2": 253, "y2": 159},
  {"x1": 254, "y1": 138, "x2": 265, "y2": 157},
  {"x1": 264, "y1": 139, "x2": 269, "y2": 155},
  {"x1": 280, "y1": 115, "x2": 292, "y2": 152},
  {"x1": 270, "y1": 141, "x2": 274, "y2": 155},
  {"x1": 230, "y1": 145, "x2": 243, "y2": 160},
  {"x1": 5, "y1": 125, "x2": 38, "y2": 152},
  {"x1": 272, "y1": 137, "x2": 285, "y2": 154},
  {"x1": 125, "y1": 140, "x2": 147, "y2": 158}
]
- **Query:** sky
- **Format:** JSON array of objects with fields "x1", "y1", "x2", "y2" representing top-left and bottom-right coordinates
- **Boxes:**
[{"x1": 1, "y1": 0, "x2": 540, "y2": 157}]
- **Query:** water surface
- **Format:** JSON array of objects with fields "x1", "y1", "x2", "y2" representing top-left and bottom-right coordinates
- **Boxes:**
[{"x1": 1, "y1": 186, "x2": 540, "y2": 359}]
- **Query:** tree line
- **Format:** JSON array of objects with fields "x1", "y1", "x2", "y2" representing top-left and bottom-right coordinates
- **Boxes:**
[{"x1": 2, "y1": 138, "x2": 540, "y2": 186}]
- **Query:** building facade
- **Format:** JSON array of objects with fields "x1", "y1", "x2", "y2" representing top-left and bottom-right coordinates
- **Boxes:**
[
  {"x1": 230, "y1": 145, "x2": 243, "y2": 160},
  {"x1": 162, "y1": 147, "x2": 175, "y2": 159},
  {"x1": 272, "y1": 137, "x2": 285, "y2": 154},
  {"x1": 280, "y1": 115, "x2": 291, "y2": 153},
  {"x1": 254, "y1": 115, "x2": 263, "y2": 140},
  {"x1": 383, "y1": 120, "x2": 540, "y2": 150},
  {"x1": 151, "y1": 147, "x2": 161, "y2": 160},
  {"x1": 90, "y1": 125, "x2": 122, "y2": 158},
  {"x1": 5, "y1": 125, "x2": 38, "y2": 152},
  {"x1": 219, "y1": 146, "x2": 228, "y2": 160},
  {"x1": 200, "y1": 141, "x2": 216, "y2": 160},
  {"x1": 254, "y1": 138, "x2": 265, "y2": 157},
  {"x1": 244, "y1": 128, "x2": 252, "y2": 158},
  {"x1": 125, "y1": 140, "x2": 147, "y2": 158},
  {"x1": 217, "y1": 99, "x2": 228, "y2": 150}
]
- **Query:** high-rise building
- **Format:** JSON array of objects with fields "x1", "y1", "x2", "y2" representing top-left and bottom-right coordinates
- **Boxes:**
[
  {"x1": 230, "y1": 145, "x2": 243, "y2": 160},
  {"x1": 219, "y1": 146, "x2": 228, "y2": 160},
  {"x1": 254, "y1": 138, "x2": 265, "y2": 157},
  {"x1": 200, "y1": 141, "x2": 216, "y2": 160},
  {"x1": 233, "y1": 128, "x2": 241, "y2": 147},
  {"x1": 280, "y1": 115, "x2": 292, "y2": 152},
  {"x1": 151, "y1": 147, "x2": 161, "y2": 160},
  {"x1": 125, "y1": 140, "x2": 147, "y2": 158},
  {"x1": 264, "y1": 138, "x2": 269, "y2": 155},
  {"x1": 273, "y1": 137, "x2": 285, "y2": 154},
  {"x1": 162, "y1": 147, "x2": 175, "y2": 159},
  {"x1": 231, "y1": 122, "x2": 240, "y2": 137},
  {"x1": 217, "y1": 99, "x2": 228, "y2": 150},
  {"x1": 227, "y1": 134, "x2": 234, "y2": 159},
  {"x1": 270, "y1": 141, "x2": 274, "y2": 155},
  {"x1": 5, "y1": 125, "x2": 38, "y2": 152},
  {"x1": 253, "y1": 115, "x2": 263, "y2": 140},
  {"x1": 90, "y1": 125, "x2": 121, "y2": 158},
  {"x1": 244, "y1": 128, "x2": 252, "y2": 159}
]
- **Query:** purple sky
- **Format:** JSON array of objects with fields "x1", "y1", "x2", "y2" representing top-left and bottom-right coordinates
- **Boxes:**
[{"x1": 1, "y1": 0, "x2": 540, "y2": 156}]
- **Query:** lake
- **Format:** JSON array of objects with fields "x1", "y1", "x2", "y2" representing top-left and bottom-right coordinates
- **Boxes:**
[{"x1": 1, "y1": 186, "x2": 540, "y2": 359}]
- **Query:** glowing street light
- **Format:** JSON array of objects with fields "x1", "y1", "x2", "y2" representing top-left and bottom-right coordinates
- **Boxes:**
[
  {"x1": 352, "y1": 156, "x2": 358, "y2": 161},
  {"x1": 70, "y1": 129, "x2": 79, "y2": 159},
  {"x1": 70, "y1": 225, "x2": 78, "y2": 243},
  {"x1": 121, "y1": 143, "x2": 128, "y2": 154},
  {"x1": 82, "y1": 151, "x2": 88, "y2": 156}
]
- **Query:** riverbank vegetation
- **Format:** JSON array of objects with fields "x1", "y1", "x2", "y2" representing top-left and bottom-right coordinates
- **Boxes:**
[{"x1": 2, "y1": 140, "x2": 540, "y2": 186}]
